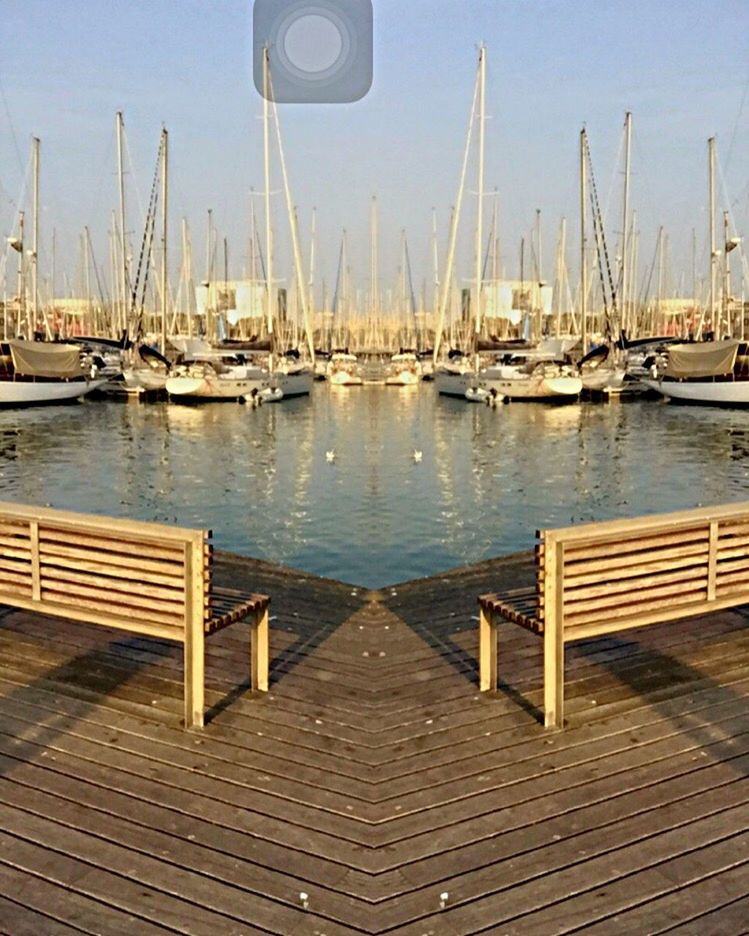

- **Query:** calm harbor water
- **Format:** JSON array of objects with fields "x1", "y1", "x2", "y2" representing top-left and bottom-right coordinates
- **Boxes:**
[{"x1": 1, "y1": 387, "x2": 749, "y2": 587}]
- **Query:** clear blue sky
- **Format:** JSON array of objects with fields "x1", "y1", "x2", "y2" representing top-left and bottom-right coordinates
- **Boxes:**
[{"x1": 1, "y1": 0, "x2": 748, "y2": 304}]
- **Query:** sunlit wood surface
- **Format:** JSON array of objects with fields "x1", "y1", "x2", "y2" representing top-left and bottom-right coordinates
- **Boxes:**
[{"x1": 0, "y1": 549, "x2": 746, "y2": 934}]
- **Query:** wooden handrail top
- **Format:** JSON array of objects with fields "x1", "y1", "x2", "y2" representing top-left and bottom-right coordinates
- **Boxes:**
[
  {"x1": 0, "y1": 500, "x2": 210, "y2": 545},
  {"x1": 539, "y1": 500, "x2": 749, "y2": 546}
]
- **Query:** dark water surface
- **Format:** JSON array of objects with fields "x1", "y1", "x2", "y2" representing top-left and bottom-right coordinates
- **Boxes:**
[{"x1": 1, "y1": 386, "x2": 749, "y2": 586}]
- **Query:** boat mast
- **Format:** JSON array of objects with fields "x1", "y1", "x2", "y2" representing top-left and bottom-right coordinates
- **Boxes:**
[
  {"x1": 205, "y1": 208, "x2": 213, "y2": 339},
  {"x1": 160, "y1": 128, "x2": 168, "y2": 354},
  {"x1": 31, "y1": 137, "x2": 48, "y2": 339},
  {"x1": 431, "y1": 207, "x2": 440, "y2": 328},
  {"x1": 473, "y1": 44, "x2": 486, "y2": 368},
  {"x1": 309, "y1": 207, "x2": 316, "y2": 344},
  {"x1": 116, "y1": 111, "x2": 128, "y2": 338},
  {"x1": 580, "y1": 128, "x2": 588, "y2": 355},
  {"x1": 708, "y1": 135, "x2": 716, "y2": 338},
  {"x1": 269, "y1": 80, "x2": 315, "y2": 362},
  {"x1": 619, "y1": 112, "x2": 632, "y2": 341},
  {"x1": 432, "y1": 53, "x2": 480, "y2": 365},
  {"x1": 555, "y1": 216, "x2": 566, "y2": 337},
  {"x1": 370, "y1": 195, "x2": 379, "y2": 320},
  {"x1": 17, "y1": 211, "x2": 25, "y2": 336},
  {"x1": 656, "y1": 225, "x2": 664, "y2": 335},
  {"x1": 535, "y1": 208, "x2": 543, "y2": 339},
  {"x1": 263, "y1": 47, "x2": 274, "y2": 369},
  {"x1": 722, "y1": 211, "x2": 733, "y2": 338}
]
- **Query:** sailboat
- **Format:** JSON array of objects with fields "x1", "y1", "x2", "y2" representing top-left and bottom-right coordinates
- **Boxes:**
[
  {"x1": 433, "y1": 47, "x2": 486, "y2": 400},
  {"x1": 0, "y1": 340, "x2": 105, "y2": 406},
  {"x1": 0, "y1": 139, "x2": 106, "y2": 405},
  {"x1": 385, "y1": 231, "x2": 422, "y2": 385},
  {"x1": 262, "y1": 47, "x2": 314, "y2": 400},
  {"x1": 643, "y1": 138, "x2": 748, "y2": 406}
]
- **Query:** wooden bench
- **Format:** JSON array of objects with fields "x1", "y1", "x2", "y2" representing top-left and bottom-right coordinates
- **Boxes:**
[
  {"x1": 479, "y1": 502, "x2": 749, "y2": 729},
  {"x1": 0, "y1": 502, "x2": 270, "y2": 729}
]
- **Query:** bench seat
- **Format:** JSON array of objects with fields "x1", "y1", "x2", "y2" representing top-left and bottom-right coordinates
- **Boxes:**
[
  {"x1": 479, "y1": 587, "x2": 542, "y2": 635},
  {"x1": 207, "y1": 587, "x2": 270, "y2": 635}
]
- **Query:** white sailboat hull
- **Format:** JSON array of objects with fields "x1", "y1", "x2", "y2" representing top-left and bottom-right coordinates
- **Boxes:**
[
  {"x1": 0, "y1": 378, "x2": 106, "y2": 407},
  {"x1": 122, "y1": 367, "x2": 169, "y2": 394},
  {"x1": 435, "y1": 369, "x2": 475, "y2": 398},
  {"x1": 481, "y1": 374, "x2": 582, "y2": 401},
  {"x1": 166, "y1": 375, "x2": 268, "y2": 401},
  {"x1": 385, "y1": 370, "x2": 420, "y2": 386},
  {"x1": 329, "y1": 370, "x2": 363, "y2": 386},
  {"x1": 274, "y1": 369, "x2": 314, "y2": 397},
  {"x1": 581, "y1": 367, "x2": 627, "y2": 393},
  {"x1": 642, "y1": 378, "x2": 749, "y2": 406}
]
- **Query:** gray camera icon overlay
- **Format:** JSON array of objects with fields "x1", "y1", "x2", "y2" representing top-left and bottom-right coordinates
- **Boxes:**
[{"x1": 253, "y1": 0, "x2": 373, "y2": 103}]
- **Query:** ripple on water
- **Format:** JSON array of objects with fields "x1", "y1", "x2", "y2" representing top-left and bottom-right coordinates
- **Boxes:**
[{"x1": 1, "y1": 390, "x2": 749, "y2": 586}]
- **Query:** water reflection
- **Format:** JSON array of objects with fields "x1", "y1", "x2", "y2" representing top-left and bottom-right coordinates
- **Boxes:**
[{"x1": 1, "y1": 391, "x2": 749, "y2": 587}]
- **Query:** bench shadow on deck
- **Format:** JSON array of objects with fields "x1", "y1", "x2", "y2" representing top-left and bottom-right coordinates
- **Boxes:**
[{"x1": 0, "y1": 551, "x2": 747, "y2": 934}]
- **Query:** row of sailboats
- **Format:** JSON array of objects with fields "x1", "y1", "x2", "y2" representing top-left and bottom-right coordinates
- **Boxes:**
[
  {"x1": 3, "y1": 46, "x2": 746, "y2": 409},
  {"x1": 431, "y1": 46, "x2": 748, "y2": 407},
  {"x1": 166, "y1": 50, "x2": 314, "y2": 402},
  {"x1": 432, "y1": 47, "x2": 583, "y2": 403}
]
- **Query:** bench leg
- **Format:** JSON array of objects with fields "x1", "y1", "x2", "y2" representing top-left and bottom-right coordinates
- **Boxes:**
[
  {"x1": 543, "y1": 618, "x2": 564, "y2": 729},
  {"x1": 251, "y1": 606, "x2": 269, "y2": 692},
  {"x1": 479, "y1": 606, "x2": 498, "y2": 691},
  {"x1": 185, "y1": 617, "x2": 205, "y2": 730}
]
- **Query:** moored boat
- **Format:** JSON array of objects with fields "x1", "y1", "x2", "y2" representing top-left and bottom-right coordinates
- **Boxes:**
[
  {"x1": 166, "y1": 361, "x2": 269, "y2": 401},
  {"x1": 434, "y1": 355, "x2": 477, "y2": 397},
  {"x1": 328, "y1": 352, "x2": 363, "y2": 386},
  {"x1": 0, "y1": 340, "x2": 105, "y2": 407},
  {"x1": 481, "y1": 359, "x2": 582, "y2": 401},
  {"x1": 385, "y1": 352, "x2": 421, "y2": 386},
  {"x1": 642, "y1": 340, "x2": 749, "y2": 406}
]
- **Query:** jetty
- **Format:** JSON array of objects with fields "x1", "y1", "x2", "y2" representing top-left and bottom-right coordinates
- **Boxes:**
[{"x1": 0, "y1": 550, "x2": 747, "y2": 933}]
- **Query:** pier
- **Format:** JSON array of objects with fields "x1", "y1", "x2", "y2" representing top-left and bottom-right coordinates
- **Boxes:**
[{"x1": 0, "y1": 550, "x2": 746, "y2": 933}]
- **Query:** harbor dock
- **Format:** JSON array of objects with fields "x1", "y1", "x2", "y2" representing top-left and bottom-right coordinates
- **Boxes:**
[{"x1": 0, "y1": 550, "x2": 746, "y2": 933}]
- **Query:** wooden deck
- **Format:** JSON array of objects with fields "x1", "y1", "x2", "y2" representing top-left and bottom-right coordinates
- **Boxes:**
[{"x1": 0, "y1": 549, "x2": 747, "y2": 934}]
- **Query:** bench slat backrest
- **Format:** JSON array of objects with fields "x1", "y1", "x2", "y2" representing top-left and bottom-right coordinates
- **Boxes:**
[
  {"x1": 537, "y1": 501, "x2": 749, "y2": 641},
  {"x1": 0, "y1": 502, "x2": 209, "y2": 641}
]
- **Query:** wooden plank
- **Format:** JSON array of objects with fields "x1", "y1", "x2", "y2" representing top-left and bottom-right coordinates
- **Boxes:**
[
  {"x1": 37, "y1": 588, "x2": 184, "y2": 628},
  {"x1": 251, "y1": 604, "x2": 270, "y2": 693},
  {"x1": 583, "y1": 862, "x2": 749, "y2": 933},
  {"x1": 184, "y1": 536, "x2": 205, "y2": 729},
  {"x1": 478, "y1": 604, "x2": 497, "y2": 692},
  {"x1": 32, "y1": 550, "x2": 186, "y2": 586},
  {"x1": 562, "y1": 564, "x2": 706, "y2": 599},
  {"x1": 543, "y1": 538, "x2": 564, "y2": 729},
  {"x1": 539, "y1": 501, "x2": 749, "y2": 543},
  {"x1": 563, "y1": 578, "x2": 707, "y2": 615},
  {"x1": 0, "y1": 500, "x2": 205, "y2": 544},
  {"x1": 39, "y1": 528, "x2": 186, "y2": 562},
  {"x1": 0, "y1": 863, "x2": 174, "y2": 935},
  {"x1": 41, "y1": 565, "x2": 187, "y2": 603},
  {"x1": 37, "y1": 542, "x2": 185, "y2": 575},
  {"x1": 0, "y1": 595, "x2": 183, "y2": 641},
  {"x1": 563, "y1": 542, "x2": 710, "y2": 578},
  {"x1": 563, "y1": 526, "x2": 709, "y2": 561}
]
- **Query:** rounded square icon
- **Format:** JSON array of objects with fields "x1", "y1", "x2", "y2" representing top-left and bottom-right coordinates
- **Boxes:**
[{"x1": 254, "y1": 0, "x2": 373, "y2": 103}]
